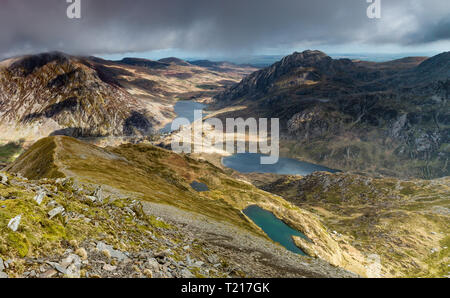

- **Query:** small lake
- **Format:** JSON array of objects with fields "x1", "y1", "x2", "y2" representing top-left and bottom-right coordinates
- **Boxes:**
[
  {"x1": 161, "y1": 100, "x2": 207, "y2": 133},
  {"x1": 190, "y1": 181, "x2": 209, "y2": 192},
  {"x1": 243, "y1": 205, "x2": 307, "y2": 255},
  {"x1": 222, "y1": 153, "x2": 338, "y2": 176}
]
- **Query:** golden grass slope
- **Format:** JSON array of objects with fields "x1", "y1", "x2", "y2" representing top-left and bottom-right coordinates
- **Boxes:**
[{"x1": 7, "y1": 136, "x2": 370, "y2": 276}]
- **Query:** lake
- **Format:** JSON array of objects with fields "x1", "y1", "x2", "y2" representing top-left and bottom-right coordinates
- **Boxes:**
[
  {"x1": 190, "y1": 181, "x2": 209, "y2": 192},
  {"x1": 161, "y1": 100, "x2": 207, "y2": 133},
  {"x1": 243, "y1": 205, "x2": 308, "y2": 255},
  {"x1": 222, "y1": 153, "x2": 338, "y2": 176}
]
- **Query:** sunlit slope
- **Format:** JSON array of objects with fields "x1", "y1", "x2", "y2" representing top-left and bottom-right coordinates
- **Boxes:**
[{"x1": 7, "y1": 136, "x2": 369, "y2": 276}]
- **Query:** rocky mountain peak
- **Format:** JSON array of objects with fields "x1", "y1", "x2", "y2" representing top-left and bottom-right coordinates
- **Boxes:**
[
  {"x1": 286, "y1": 50, "x2": 329, "y2": 63},
  {"x1": 8, "y1": 51, "x2": 72, "y2": 76},
  {"x1": 216, "y1": 50, "x2": 354, "y2": 102},
  {"x1": 272, "y1": 49, "x2": 348, "y2": 78},
  {"x1": 275, "y1": 50, "x2": 332, "y2": 71}
]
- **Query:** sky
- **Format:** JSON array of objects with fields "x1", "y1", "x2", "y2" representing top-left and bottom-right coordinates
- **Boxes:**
[{"x1": 0, "y1": 0, "x2": 449, "y2": 61}]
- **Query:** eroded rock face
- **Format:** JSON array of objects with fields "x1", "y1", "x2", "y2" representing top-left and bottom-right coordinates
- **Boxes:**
[
  {"x1": 287, "y1": 107, "x2": 344, "y2": 140},
  {"x1": 0, "y1": 53, "x2": 149, "y2": 142}
]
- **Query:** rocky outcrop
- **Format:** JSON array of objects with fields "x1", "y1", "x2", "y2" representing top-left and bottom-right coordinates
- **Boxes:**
[
  {"x1": 0, "y1": 52, "x2": 154, "y2": 142},
  {"x1": 0, "y1": 171, "x2": 246, "y2": 278}
]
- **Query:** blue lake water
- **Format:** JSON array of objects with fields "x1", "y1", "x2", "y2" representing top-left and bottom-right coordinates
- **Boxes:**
[
  {"x1": 190, "y1": 181, "x2": 209, "y2": 192},
  {"x1": 243, "y1": 205, "x2": 308, "y2": 255},
  {"x1": 222, "y1": 153, "x2": 338, "y2": 176},
  {"x1": 161, "y1": 100, "x2": 206, "y2": 133}
]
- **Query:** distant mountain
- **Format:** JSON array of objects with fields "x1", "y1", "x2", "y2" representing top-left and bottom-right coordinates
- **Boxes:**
[
  {"x1": 118, "y1": 57, "x2": 170, "y2": 69},
  {"x1": 189, "y1": 60, "x2": 224, "y2": 67},
  {"x1": 0, "y1": 52, "x2": 256, "y2": 145},
  {"x1": 158, "y1": 57, "x2": 191, "y2": 66},
  {"x1": 215, "y1": 50, "x2": 449, "y2": 178},
  {"x1": 354, "y1": 56, "x2": 428, "y2": 71},
  {"x1": 189, "y1": 60, "x2": 257, "y2": 74},
  {"x1": 411, "y1": 51, "x2": 450, "y2": 82}
]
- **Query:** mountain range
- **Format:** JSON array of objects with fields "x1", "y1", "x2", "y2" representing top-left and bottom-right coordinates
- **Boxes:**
[
  {"x1": 0, "y1": 52, "x2": 256, "y2": 145},
  {"x1": 214, "y1": 50, "x2": 450, "y2": 179},
  {"x1": 0, "y1": 50, "x2": 448, "y2": 278}
]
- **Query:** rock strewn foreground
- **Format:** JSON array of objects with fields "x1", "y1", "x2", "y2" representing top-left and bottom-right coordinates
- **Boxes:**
[
  {"x1": 0, "y1": 165, "x2": 356, "y2": 278},
  {"x1": 0, "y1": 172, "x2": 235, "y2": 278}
]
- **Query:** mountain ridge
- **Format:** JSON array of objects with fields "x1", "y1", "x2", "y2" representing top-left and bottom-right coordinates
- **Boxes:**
[
  {"x1": 0, "y1": 52, "x2": 257, "y2": 145},
  {"x1": 3, "y1": 136, "x2": 362, "y2": 277},
  {"x1": 214, "y1": 50, "x2": 449, "y2": 179}
]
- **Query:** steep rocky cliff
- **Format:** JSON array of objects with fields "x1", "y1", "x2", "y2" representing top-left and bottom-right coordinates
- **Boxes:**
[{"x1": 0, "y1": 52, "x2": 142, "y2": 141}]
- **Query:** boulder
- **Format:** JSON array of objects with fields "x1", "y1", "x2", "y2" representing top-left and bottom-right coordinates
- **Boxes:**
[
  {"x1": 7, "y1": 215, "x2": 21, "y2": 232},
  {"x1": 48, "y1": 206, "x2": 65, "y2": 219},
  {"x1": 96, "y1": 241, "x2": 127, "y2": 261},
  {"x1": 0, "y1": 173, "x2": 8, "y2": 185},
  {"x1": 34, "y1": 191, "x2": 46, "y2": 205}
]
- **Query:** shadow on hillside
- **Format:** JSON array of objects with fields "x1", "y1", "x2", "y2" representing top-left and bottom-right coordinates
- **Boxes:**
[{"x1": 0, "y1": 139, "x2": 25, "y2": 163}]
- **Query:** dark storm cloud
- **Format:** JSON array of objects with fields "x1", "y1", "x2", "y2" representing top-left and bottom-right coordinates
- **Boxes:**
[
  {"x1": 0, "y1": 0, "x2": 448, "y2": 59},
  {"x1": 406, "y1": 16, "x2": 450, "y2": 44}
]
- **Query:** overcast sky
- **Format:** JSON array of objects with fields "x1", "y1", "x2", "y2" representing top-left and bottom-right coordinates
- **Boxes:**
[{"x1": 0, "y1": 0, "x2": 449, "y2": 60}]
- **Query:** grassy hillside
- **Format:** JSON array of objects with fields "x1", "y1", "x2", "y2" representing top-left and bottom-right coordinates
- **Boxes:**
[
  {"x1": 4, "y1": 136, "x2": 447, "y2": 277},
  {"x1": 5, "y1": 136, "x2": 369, "y2": 276}
]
